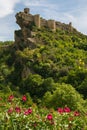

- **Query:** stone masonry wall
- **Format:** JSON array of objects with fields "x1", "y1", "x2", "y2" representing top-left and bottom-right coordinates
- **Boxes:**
[
  {"x1": 15, "y1": 8, "x2": 56, "y2": 31},
  {"x1": 15, "y1": 8, "x2": 74, "y2": 32},
  {"x1": 15, "y1": 8, "x2": 74, "y2": 49}
]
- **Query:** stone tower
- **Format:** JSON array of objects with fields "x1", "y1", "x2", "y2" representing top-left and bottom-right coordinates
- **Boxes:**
[
  {"x1": 24, "y1": 8, "x2": 30, "y2": 14},
  {"x1": 47, "y1": 20, "x2": 56, "y2": 31},
  {"x1": 34, "y1": 14, "x2": 40, "y2": 28}
]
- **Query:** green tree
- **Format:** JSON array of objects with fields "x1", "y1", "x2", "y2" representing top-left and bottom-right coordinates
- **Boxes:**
[
  {"x1": 21, "y1": 74, "x2": 43, "y2": 98},
  {"x1": 43, "y1": 83, "x2": 85, "y2": 111}
]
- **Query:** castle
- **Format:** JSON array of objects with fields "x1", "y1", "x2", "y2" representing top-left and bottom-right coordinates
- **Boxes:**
[
  {"x1": 15, "y1": 8, "x2": 74, "y2": 49},
  {"x1": 15, "y1": 8, "x2": 56, "y2": 31}
]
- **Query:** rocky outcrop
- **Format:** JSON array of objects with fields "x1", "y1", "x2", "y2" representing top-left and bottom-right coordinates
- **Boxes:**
[{"x1": 14, "y1": 8, "x2": 75, "y2": 49}]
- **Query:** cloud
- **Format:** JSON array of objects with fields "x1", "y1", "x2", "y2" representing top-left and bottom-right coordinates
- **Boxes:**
[
  {"x1": 0, "y1": 0, "x2": 21, "y2": 41},
  {"x1": 22, "y1": 0, "x2": 49, "y2": 7},
  {"x1": 0, "y1": 0, "x2": 20, "y2": 18},
  {"x1": 22, "y1": 0, "x2": 58, "y2": 12},
  {"x1": 72, "y1": 9, "x2": 87, "y2": 34},
  {"x1": 0, "y1": 0, "x2": 87, "y2": 41},
  {"x1": 0, "y1": 15, "x2": 15, "y2": 41},
  {"x1": 23, "y1": 0, "x2": 87, "y2": 35}
]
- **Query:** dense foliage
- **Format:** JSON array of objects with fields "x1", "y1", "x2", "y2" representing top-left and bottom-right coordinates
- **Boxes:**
[{"x1": 0, "y1": 28, "x2": 87, "y2": 112}]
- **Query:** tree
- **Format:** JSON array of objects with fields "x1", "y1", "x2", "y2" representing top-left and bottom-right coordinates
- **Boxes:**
[
  {"x1": 21, "y1": 74, "x2": 43, "y2": 98},
  {"x1": 43, "y1": 83, "x2": 85, "y2": 111}
]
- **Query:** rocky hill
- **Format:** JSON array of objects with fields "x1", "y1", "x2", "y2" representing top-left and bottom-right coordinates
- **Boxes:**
[
  {"x1": 0, "y1": 8, "x2": 87, "y2": 108},
  {"x1": 14, "y1": 8, "x2": 81, "y2": 50}
]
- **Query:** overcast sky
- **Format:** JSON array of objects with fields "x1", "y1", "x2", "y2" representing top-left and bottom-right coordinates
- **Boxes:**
[{"x1": 0, "y1": 0, "x2": 87, "y2": 41}]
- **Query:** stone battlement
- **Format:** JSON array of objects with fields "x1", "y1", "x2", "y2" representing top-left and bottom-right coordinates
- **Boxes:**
[
  {"x1": 16, "y1": 8, "x2": 56, "y2": 31},
  {"x1": 15, "y1": 8, "x2": 74, "y2": 49}
]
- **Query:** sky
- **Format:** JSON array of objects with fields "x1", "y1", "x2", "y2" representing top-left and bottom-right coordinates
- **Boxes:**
[{"x1": 0, "y1": 0, "x2": 87, "y2": 41}]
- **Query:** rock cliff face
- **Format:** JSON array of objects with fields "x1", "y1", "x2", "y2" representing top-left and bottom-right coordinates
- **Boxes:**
[
  {"x1": 14, "y1": 8, "x2": 75, "y2": 49},
  {"x1": 15, "y1": 8, "x2": 37, "y2": 49}
]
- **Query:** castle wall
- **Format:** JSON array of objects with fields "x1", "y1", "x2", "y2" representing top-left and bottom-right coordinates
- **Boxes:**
[
  {"x1": 14, "y1": 8, "x2": 76, "y2": 50},
  {"x1": 16, "y1": 8, "x2": 57, "y2": 31},
  {"x1": 34, "y1": 14, "x2": 40, "y2": 28},
  {"x1": 56, "y1": 21, "x2": 73, "y2": 32},
  {"x1": 15, "y1": 8, "x2": 75, "y2": 46},
  {"x1": 40, "y1": 18, "x2": 47, "y2": 27},
  {"x1": 47, "y1": 20, "x2": 56, "y2": 31},
  {"x1": 22, "y1": 14, "x2": 33, "y2": 22}
]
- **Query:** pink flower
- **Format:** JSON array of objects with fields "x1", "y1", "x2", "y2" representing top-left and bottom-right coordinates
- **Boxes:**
[
  {"x1": 24, "y1": 108, "x2": 32, "y2": 115},
  {"x1": 64, "y1": 107, "x2": 71, "y2": 113},
  {"x1": 8, "y1": 95, "x2": 14, "y2": 102},
  {"x1": 57, "y1": 108, "x2": 64, "y2": 114},
  {"x1": 47, "y1": 114, "x2": 53, "y2": 120},
  {"x1": 24, "y1": 110, "x2": 29, "y2": 115},
  {"x1": 22, "y1": 95, "x2": 27, "y2": 102},
  {"x1": 74, "y1": 111, "x2": 80, "y2": 116},
  {"x1": 15, "y1": 107, "x2": 21, "y2": 113},
  {"x1": 28, "y1": 108, "x2": 32, "y2": 114},
  {"x1": 8, "y1": 107, "x2": 13, "y2": 114}
]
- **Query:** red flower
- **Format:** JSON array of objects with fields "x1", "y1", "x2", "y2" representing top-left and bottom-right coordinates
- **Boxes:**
[
  {"x1": 15, "y1": 107, "x2": 21, "y2": 113},
  {"x1": 24, "y1": 110, "x2": 29, "y2": 115},
  {"x1": 64, "y1": 107, "x2": 71, "y2": 113},
  {"x1": 8, "y1": 107, "x2": 13, "y2": 114},
  {"x1": 22, "y1": 95, "x2": 27, "y2": 102},
  {"x1": 28, "y1": 108, "x2": 32, "y2": 114},
  {"x1": 57, "y1": 108, "x2": 64, "y2": 114},
  {"x1": 47, "y1": 114, "x2": 53, "y2": 120},
  {"x1": 8, "y1": 95, "x2": 14, "y2": 102},
  {"x1": 74, "y1": 111, "x2": 80, "y2": 116},
  {"x1": 24, "y1": 108, "x2": 32, "y2": 115}
]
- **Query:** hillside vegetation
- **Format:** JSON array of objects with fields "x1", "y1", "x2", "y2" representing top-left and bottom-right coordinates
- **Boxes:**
[{"x1": 0, "y1": 27, "x2": 87, "y2": 111}]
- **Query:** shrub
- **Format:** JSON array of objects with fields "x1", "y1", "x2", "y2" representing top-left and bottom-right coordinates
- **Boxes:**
[{"x1": 43, "y1": 83, "x2": 86, "y2": 111}]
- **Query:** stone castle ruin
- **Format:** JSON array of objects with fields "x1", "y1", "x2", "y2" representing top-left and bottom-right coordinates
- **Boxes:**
[
  {"x1": 15, "y1": 8, "x2": 74, "y2": 49},
  {"x1": 15, "y1": 8, "x2": 56, "y2": 31}
]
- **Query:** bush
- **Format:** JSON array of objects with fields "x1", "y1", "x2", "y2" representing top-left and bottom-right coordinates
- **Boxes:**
[
  {"x1": 78, "y1": 77, "x2": 87, "y2": 98},
  {"x1": 43, "y1": 83, "x2": 86, "y2": 111},
  {"x1": 21, "y1": 74, "x2": 44, "y2": 98}
]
